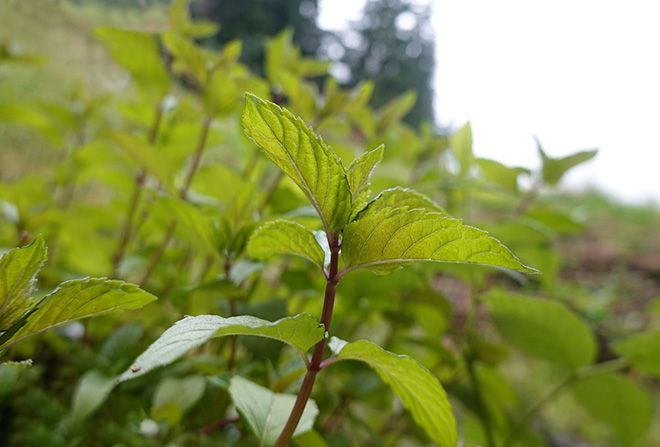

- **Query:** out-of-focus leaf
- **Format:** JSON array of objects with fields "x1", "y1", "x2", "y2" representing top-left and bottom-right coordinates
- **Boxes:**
[
  {"x1": 613, "y1": 330, "x2": 660, "y2": 377},
  {"x1": 537, "y1": 139, "x2": 598, "y2": 185},
  {"x1": 572, "y1": 373, "x2": 652, "y2": 446},
  {"x1": 95, "y1": 27, "x2": 170, "y2": 99},
  {"x1": 151, "y1": 375, "x2": 206, "y2": 425},
  {"x1": 484, "y1": 290, "x2": 596, "y2": 369},
  {"x1": 229, "y1": 376, "x2": 319, "y2": 446},
  {"x1": 71, "y1": 370, "x2": 116, "y2": 421}
]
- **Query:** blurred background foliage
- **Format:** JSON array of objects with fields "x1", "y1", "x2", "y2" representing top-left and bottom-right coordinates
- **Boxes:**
[{"x1": 0, "y1": 1, "x2": 659, "y2": 446}]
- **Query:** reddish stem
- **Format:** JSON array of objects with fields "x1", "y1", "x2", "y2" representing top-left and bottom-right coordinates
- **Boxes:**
[{"x1": 273, "y1": 234, "x2": 341, "y2": 447}]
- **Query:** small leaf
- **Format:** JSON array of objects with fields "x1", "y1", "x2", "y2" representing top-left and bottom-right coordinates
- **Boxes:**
[
  {"x1": 242, "y1": 93, "x2": 352, "y2": 232},
  {"x1": 613, "y1": 330, "x2": 660, "y2": 376},
  {"x1": 537, "y1": 139, "x2": 598, "y2": 185},
  {"x1": 347, "y1": 145, "x2": 384, "y2": 218},
  {"x1": 330, "y1": 339, "x2": 457, "y2": 447},
  {"x1": 451, "y1": 122, "x2": 474, "y2": 178},
  {"x1": 0, "y1": 235, "x2": 46, "y2": 328},
  {"x1": 119, "y1": 313, "x2": 323, "y2": 381},
  {"x1": 247, "y1": 220, "x2": 325, "y2": 269},
  {"x1": 71, "y1": 370, "x2": 116, "y2": 421},
  {"x1": 5, "y1": 278, "x2": 156, "y2": 349},
  {"x1": 572, "y1": 373, "x2": 652, "y2": 446},
  {"x1": 95, "y1": 27, "x2": 170, "y2": 99},
  {"x1": 376, "y1": 91, "x2": 416, "y2": 131},
  {"x1": 347, "y1": 145, "x2": 384, "y2": 198},
  {"x1": 484, "y1": 290, "x2": 596, "y2": 369},
  {"x1": 476, "y1": 158, "x2": 529, "y2": 193},
  {"x1": 229, "y1": 376, "x2": 319, "y2": 446},
  {"x1": 342, "y1": 201, "x2": 534, "y2": 275}
]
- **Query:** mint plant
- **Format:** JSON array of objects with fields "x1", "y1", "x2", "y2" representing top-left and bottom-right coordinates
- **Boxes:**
[
  {"x1": 118, "y1": 93, "x2": 533, "y2": 446},
  {"x1": 2, "y1": 3, "x2": 658, "y2": 445}
]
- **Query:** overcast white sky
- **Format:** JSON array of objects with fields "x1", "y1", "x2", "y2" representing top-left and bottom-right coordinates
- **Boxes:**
[{"x1": 319, "y1": 0, "x2": 660, "y2": 204}]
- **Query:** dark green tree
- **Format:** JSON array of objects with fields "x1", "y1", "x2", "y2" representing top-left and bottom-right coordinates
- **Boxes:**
[
  {"x1": 191, "y1": 0, "x2": 322, "y2": 75},
  {"x1": 339, "y1": 0, "x2": 435, "y2": 127}
]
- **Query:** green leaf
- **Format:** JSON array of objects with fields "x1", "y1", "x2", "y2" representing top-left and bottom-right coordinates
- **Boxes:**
[
  {"x1": 247, "y1": 220, "x2": 325, "y2": 269},
  {"x1": 110, "y1": 132, "x2": 175, "y2": 194},
  {"x1": 537, "y1": 139, "x2": 598, "y2": 185},
  {"x1": 484, "y1": 291, "x2": 596, "y2": 369},
  {"x1": 476, "y1": 158, "x2": 529, "y2": 193},
  {"x1": 572, "y1": 373, "x2": 652, "y2": 446},
  {"x1": 5, "y1": 278, "x2": 156, "y2": 349},
  {"x1": 95, "y1": 27, "x2": 170, "y2": 99},
  {"x1": 451, "y1": 122, "x2": 474, "y2": 178},
  {"x1": 355, "y1": 187, "x2": 443, "y2": 220},
  {"x1": 242, "y1": 93, "x2": 351, "y2": 232},
  {"x1": 152, "y1": 375, "x2": 206, "y2": 425},
  {"x1": 157, "y1": 197, "x2": 220, "y2": 258},
  {"x1": 0, "y1": 235, "x2": 46, "y2": 328},
  {"x1": 347, "y1": 145, "x2": 384, "y2": 217},
  {"x1": 229, "y1": 376, "x2": 319, "y2": 446},
  {"x1": 71, "y1": 370, "x2": 116, "y2": 421},
  {"x1": 613, "y1": 330, "x2": 660, "y2": 376},
  {"x1": 341, "y1": 201, "x2": 534, "y2": 275},
  {"x1": 161, "y1": 32, "x2": 209, "y2": 86},
  {"x1": 119, "y1": 313, "x2": 324, "y2": 381},
  {"x1": 376, "y1": 91, "x2": 416, "y2": 131},
  {"x1": 347, "y1": 145, "x2": 384, "y2": 198},
  {"x1": 204, "y1": 71, "x2": 240, "y2": 117},
  {"x1": 330, "y1": 339, "x2": 457, "y2": 447}
]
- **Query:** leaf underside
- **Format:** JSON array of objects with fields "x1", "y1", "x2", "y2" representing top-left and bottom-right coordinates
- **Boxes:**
[{"x1": 119, "y1": 313, "x2": 324, "y2": 381}]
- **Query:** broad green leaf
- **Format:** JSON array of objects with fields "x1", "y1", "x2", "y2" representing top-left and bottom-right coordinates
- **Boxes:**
[
  {"x1": 5, "y1": 278, "x2": 156, "y2": 349},
  {"x1": 330, "y1": 339, "x2": 457, "y2": 447},
  {"x1": 0, "y1": 235, "x2": 46, "y2": 328},
  {"x1": 228, "y1": 376, "x2": 319, "y2": 446},
  {"x1": 484, "y1": 291, "x2": 596, "y2": 369},
  {"x1": 247, "y1": 220, "x2": 325, "y2": 269},
  {"x1": 342, "y1": 204, "x2": 534, "y2": 275},
  {"x1": 95, "y1": 28, "x2": 170, "y2": 99},
  {"x1": 537, "y1": 140, "x2": 598, "y2": 185},
  {"x1": 152, "y1": 375, "x2": 206, "y2": 425},
  {"x1": 119, "y1": 313, "x2": 323, "y2": 381},
  {"x1": 355, "y1": 187, "x2": 443, "y2": 220},
  {"x1": 242, "y1": 93, "x2": 351, "y2": 232},
  {"x1": 71, "y1": 370, "x2": 116, "y2": 421},
  {"x1": 613, "y1": 330, "x2": 660, "y2": 376},
  {"x1": 572, "y1": 373, "x2": 652, "y2": 446}
]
